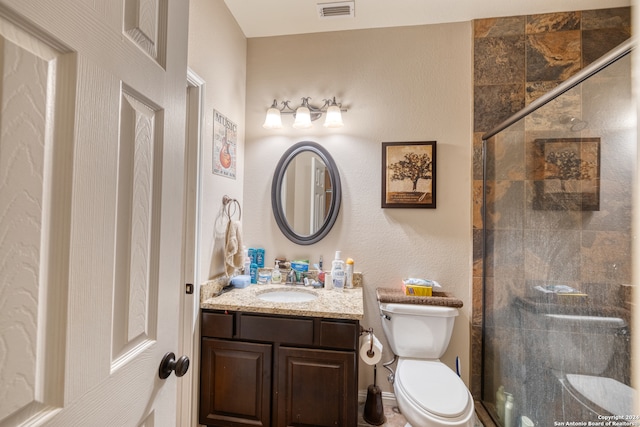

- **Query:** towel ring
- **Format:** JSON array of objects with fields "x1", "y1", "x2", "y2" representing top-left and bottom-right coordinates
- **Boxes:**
[{"x1": 222, "y1": 195, "x2": 242, "y2": 221}]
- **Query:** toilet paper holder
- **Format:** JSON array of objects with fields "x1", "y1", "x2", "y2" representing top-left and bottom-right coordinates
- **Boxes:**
[
  {"x1": 360, "y1": 327, "x2": 376, "y2": 357},
  {"x1": 359, "y1": 326, "x2": 397, "y2": 383},
  {"x1": 360, "y1": 327, "x2": 387, "y2": 426}
]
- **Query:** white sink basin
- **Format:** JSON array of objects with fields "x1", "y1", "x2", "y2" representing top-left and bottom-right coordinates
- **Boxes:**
[{"x1": 257, "y1": 289, "x2": 318, "y2": 303}]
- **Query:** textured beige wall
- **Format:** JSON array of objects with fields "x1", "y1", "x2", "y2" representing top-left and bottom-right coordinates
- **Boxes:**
[
  {"x1": 244, "y1": 23, "x2": 473, "y2": 392},
  {"x1": 188, "y1": 0, "x2": 247, "y2": 283}
]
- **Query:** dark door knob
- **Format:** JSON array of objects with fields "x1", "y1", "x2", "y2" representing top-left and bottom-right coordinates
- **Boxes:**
[{"x1": 159, "y1": 352, "x2": 190, "y2": 379}]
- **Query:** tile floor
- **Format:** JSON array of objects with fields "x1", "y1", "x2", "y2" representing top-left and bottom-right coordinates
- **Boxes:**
[
  {"x1": 357, "y1": 401, "x2": 484, "y2": 427},
  {"x1": 357, "y1": 401, "x2": 407, "y2": 427}
]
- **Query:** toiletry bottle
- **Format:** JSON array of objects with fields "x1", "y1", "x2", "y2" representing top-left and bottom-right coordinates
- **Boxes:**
[
  {"x1": 243, "y1": 246, "x2": 251, "y2": 275},
  {"x1": 317, "y1": 256, "x2": 325, "y2": 285},
  {"x1": 271, "y1": 260, "x2": 282, "y2": 284},
  {"x1": 345, "y1": 258, "x2": 354, "y2": 289},
  {"x1": 496, "y1": 385, "x2": 505, "y2": 421},
  {"x1": 256, "y1": 248, "x2": 265, "y2": 268},
  {"x1": 250, "y1": 262, "x2": 258, "y2": 284},
  {"x1": 331, "y1": 251, "x2": 345, "y2": 291},
  {"x1": 504, "y1": 393, "x2": 514, "y2": 427},
  {"x1": 324, "y1": 273, "x2": 333, "y2": 290}
]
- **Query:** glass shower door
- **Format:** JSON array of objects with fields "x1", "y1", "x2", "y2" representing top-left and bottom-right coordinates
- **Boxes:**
[{"x1": 482, "y1": 48, "x2": 635, "y2": 426}]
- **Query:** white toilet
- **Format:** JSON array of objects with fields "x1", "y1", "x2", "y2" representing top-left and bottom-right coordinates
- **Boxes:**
[
  {"x1": 379, "y1": 302, "x2": 475, "y2": 427},
  {"x1": 542, "y1": 313, "x2": 636, "y2": 415}
]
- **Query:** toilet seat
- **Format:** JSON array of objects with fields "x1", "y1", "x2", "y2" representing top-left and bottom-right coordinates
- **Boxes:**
[
  {"x1": 565, "y1": 374, "x2": 636, "y2": 415},
  {"x1": 396, "y1": 359, "x2": 472, "y2": 418}
]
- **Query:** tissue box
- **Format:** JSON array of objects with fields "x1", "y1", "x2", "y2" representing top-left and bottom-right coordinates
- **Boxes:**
[
  {"x1": 402, "y1": 278, "x2": 439, "y2": 296},
  {"x1": 403, "y1": 283, "x2": 433, "y2": 296}
]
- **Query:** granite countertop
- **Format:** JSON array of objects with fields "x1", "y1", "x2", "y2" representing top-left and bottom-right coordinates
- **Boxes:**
[{"x1": 201, "y1": 283, "x2": 364, "y2": 320}]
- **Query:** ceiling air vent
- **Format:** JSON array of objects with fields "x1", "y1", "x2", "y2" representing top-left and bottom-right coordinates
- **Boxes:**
[{"x1": 317, "y1": 1, "x2": 355, "y2": 19}]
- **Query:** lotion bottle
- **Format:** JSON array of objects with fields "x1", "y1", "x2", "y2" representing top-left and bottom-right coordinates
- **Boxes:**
[
  {"x1": 331, "y1": 251, "x2": 345, "y2": 291},
  {"x1": 504, "y1": 394, "x2": 514, "y2": 427}
]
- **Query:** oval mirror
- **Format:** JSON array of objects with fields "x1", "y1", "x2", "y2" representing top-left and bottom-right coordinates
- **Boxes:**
[{"x1": 272, "y1": 141, "x2": 341, "y2": 245}]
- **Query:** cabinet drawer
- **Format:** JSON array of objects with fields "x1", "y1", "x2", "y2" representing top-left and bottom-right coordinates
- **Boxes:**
[
  {"x1": 201, "y1": 311, "x2": 234, "y2": 338},
  {"x1": 240, "y1": 314, "x2": 314, "y2": 346},
  {"x1": 319, "y1": 320, "x2": 358, "y2": 350}
]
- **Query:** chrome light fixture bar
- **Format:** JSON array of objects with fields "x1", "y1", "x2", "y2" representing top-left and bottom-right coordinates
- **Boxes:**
[{"x1": 263, "y1": 97, "x2": 346, "y2": 129}]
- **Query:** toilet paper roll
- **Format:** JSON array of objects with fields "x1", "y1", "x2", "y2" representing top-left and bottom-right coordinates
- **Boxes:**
[{"x1": 360, "y1": 333, "x2": 383, "y2": 366}]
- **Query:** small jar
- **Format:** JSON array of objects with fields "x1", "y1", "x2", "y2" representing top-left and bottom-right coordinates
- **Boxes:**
[{"x1": 257, "y1": 270, "x2": 271, "y2": 284}]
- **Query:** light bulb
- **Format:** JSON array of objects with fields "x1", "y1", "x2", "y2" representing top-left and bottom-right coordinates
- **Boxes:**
[
  {"x1": 323, "y1": 104, "x2": 343, "y2": 128},
  {"x1": 263, "y1": 107, "x2": 283, "y2": 129},
  {"x1": 293, "y1": 106, "x2": 312, "y2": 129}
]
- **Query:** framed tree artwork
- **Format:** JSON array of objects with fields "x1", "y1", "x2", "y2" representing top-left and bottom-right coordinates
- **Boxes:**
[
  {"x1": 533, "y1": 137, "x2": 600, "y2": 211},
  {"x1": 382, "y1": 141, "x2": 436, "y2": 208}
]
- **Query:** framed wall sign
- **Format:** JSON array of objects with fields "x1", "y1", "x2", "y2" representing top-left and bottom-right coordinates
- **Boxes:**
[
  {"x1": 213, "y1": 109, "x2": 237, "y2": 179},
  {"x1": 382, "y1": 141, "x2": 436, "y2": 208}
]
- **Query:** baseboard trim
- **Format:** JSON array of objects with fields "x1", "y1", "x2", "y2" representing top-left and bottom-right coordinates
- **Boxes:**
[{"x1": 358, "y1": 389, "x2": 397, "y2": 408}]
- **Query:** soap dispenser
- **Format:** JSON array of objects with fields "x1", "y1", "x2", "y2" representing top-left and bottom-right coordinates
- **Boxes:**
[{"x1": 271, "y1": 260, "x2": 282, "y2": 284}]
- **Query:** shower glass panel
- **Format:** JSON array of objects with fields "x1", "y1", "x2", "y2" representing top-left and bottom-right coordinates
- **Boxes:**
[{"x1": 482, "y1": 47, "x2": 635, "y2": 426}]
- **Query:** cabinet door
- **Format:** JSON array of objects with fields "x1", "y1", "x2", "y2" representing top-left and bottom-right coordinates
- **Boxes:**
[
  {"x1": 200, "y1": 338, "x2": 272, "y2": 426},
  {"x1": 276, "y1": 347, "x2": 357, "y2": 427}
]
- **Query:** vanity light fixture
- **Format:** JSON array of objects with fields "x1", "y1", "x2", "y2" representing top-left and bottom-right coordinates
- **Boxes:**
[{"x1": 262, "y1": 97, "x2": 346, "y2": 129}]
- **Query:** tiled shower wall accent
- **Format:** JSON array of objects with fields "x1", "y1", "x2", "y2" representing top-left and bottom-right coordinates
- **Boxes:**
[{"x1": 471, "y1": 7, "x2": 631, "y2": 399}]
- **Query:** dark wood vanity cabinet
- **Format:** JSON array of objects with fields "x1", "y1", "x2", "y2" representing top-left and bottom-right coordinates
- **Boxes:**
[
  {"x1": 200, "y1": 339, "x2": 273, "y2": 426},
  {"x1": 199, "y1": 310, "x2": 359, "y2": 427}
]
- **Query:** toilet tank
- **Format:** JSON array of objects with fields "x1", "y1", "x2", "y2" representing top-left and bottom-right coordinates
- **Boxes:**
[
  {"x1": 543, "y1": 314, "x2": 626, "y2": 375},
  {"x1": 379, "y1": 303, "x2": 458, "y2": 359}
]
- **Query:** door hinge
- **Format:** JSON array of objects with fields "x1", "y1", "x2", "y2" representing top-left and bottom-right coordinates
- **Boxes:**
[{"x1": 185, "y1": 283, "x2": 194, "y2": 294}]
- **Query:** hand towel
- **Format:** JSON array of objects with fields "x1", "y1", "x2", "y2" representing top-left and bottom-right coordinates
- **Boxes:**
[{"x1": 224, "y1": 220, "x2": 244, "y2": 276}]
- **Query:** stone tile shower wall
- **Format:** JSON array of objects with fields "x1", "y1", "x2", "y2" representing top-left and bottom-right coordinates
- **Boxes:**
[{"x1": 471, "y1": 6, "x2": 631, "y2": 406}]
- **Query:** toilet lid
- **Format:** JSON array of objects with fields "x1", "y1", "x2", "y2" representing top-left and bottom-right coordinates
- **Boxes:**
[
  {"x1": 396, "y1": 359, "x2": 470, "y2": 418},
  {"x1": 566, "y1": 374, "x2": 636, "y2": 415}
]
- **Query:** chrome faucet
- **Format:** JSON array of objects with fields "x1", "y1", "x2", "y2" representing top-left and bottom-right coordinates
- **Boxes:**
[{"x1": 286, "y1": 270, "x2": 296, "y2": 285}]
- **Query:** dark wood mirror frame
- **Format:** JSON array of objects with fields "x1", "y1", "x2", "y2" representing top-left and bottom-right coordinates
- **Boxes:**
[{"x1": 271, "y1": 141, "x2": 342, "y2": 245}]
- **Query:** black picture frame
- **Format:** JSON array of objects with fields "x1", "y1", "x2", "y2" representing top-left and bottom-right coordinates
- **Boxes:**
[{"x1": 382, "y1": 141, "x2": 436, "y2": 208}]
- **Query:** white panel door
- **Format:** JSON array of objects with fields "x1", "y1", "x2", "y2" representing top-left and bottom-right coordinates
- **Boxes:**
[{"x1": 0, "y1": 0, "x2": 189, "y2": 426}]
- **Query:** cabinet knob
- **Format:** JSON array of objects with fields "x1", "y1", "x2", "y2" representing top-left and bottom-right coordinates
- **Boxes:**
[{"x1": 159, "y1": 352, "x2": 190, "y2": 379}]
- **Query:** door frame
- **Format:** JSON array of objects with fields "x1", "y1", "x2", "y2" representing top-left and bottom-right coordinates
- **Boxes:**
[{"x1": 179, "y1": 68, "x2": 205, "y2": 427}]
